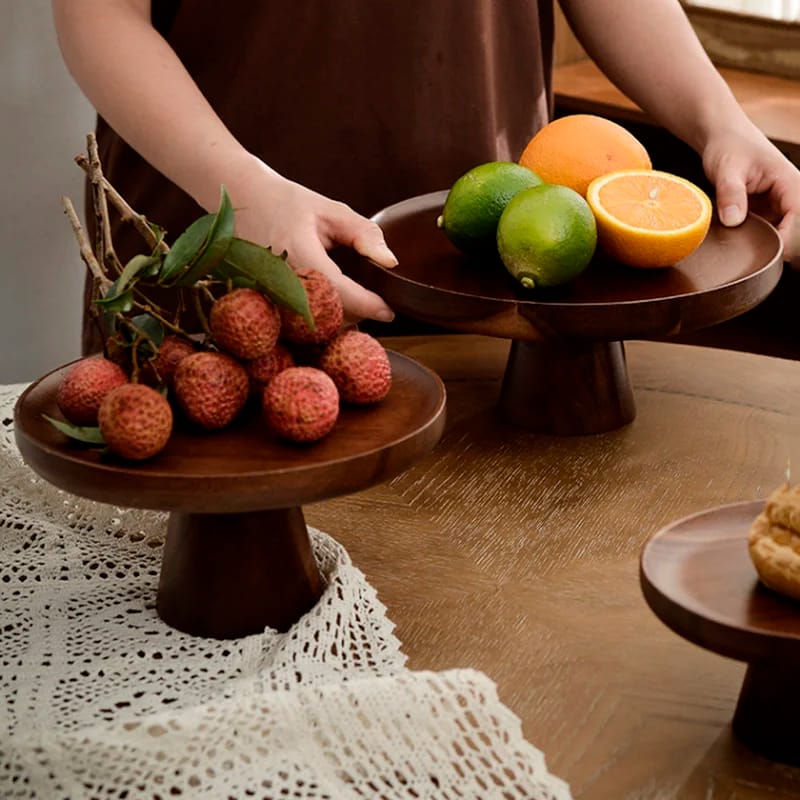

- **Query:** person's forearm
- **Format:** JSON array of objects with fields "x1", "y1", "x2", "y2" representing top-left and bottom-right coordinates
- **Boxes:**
[
  {"x1": 558, "y1": 0, "x2": 757, "y2": 152},
  {"x1": 52, "y1": 0, "x2": 261, "y2": 212}
]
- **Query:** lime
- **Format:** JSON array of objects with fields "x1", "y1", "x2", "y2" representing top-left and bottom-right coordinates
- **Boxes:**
[
  {"x1": 496, "y1": 184, "x2": 597, "y2": 289},
  {"x1": 437, "y1": 161, "x2": 543, "y2": 256}
]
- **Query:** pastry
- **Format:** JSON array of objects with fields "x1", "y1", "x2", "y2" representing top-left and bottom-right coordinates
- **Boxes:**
[{"x1": 748, "y1": 482, "x2": 800, "y2": 601}]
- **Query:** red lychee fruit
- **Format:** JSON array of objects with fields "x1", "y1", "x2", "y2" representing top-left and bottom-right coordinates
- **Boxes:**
[
  {"x1": 210, "y1": 288, "x2": 281, "y2": 360},
  {"x1": 262, "y1": 366, "x2": 339, "y2": 443},
  {"x1": 172, "y1": 351, "x2": 250, "y2": 430},
  {"x1": 280, "y1": 269, "x2": 344, "y2": 345},
  {"x1": 98, "y1": 383, "x2": 173, "y2": 461},
  {"x1": 245, "y1": 343, "x2": 295, "y2": 392},
  {"x1": 56, "y1": 357, "x2": 129, "y2": 426},
  {"x1": 147, "y1": 336, "x2": 197, "y2": 388},
  {"x1": 319, "y1": 330, "x2": 392, "y2": 404}
]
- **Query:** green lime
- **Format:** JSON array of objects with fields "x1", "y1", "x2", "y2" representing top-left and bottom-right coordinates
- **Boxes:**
[
  {"x1": 436, "y1": 161, "x2": 543, "y2": 256},
  {"x1": 496, "y1": 184, "x2": 597, "y2": 289}
]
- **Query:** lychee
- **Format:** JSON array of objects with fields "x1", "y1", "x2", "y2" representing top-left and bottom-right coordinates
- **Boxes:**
[
  {"x1": 245, "y1": 343, "x2": 295, "y2": 392},
  {"x1": 210, "y1": 288, "x2": 281, "y2": 360},
  {"x1": 98, "y1": 383, "x2": 173, "y2": 461},
  {"x1": 172, "y1": 351, "x2": 250, "y2": 430},
  {"x1": 280, "y1": 269, "x2": 344, "y2": 345},
  {"x1": 56, "y1": 357, "x2": 129, "y2": 426},
  {"x1": 147, "y1": 335, "x2": 197, "y2": 387},
  {"x1": 262, "y1": 366, "x2": 339, "y2": 443},
  {"x1": 319, "y1": 330, "x2": 392, "y2": 404}
]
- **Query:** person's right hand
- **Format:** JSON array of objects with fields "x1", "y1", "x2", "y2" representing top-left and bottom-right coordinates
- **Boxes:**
[{"x1": 227, "y1": 154, "x2": 398, "y2": 324}]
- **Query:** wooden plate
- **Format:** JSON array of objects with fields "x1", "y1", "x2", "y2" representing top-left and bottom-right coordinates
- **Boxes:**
[
  {"x1": 14, "y1": 350, "x2": 446, "y2": 515},
  {"x1": 348, "y1": 190, "x2": 784, "y2": 341},
  {"x1": 640, "y1": 499, "x2": 800, "y2": 664}
]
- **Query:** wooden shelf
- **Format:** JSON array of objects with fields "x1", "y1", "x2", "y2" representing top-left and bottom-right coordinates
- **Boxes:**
[{"x1": 554, "y1": 59, "x2": 800, "y2": 162}]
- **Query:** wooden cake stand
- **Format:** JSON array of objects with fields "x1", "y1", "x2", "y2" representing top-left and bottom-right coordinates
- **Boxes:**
[
  {"x1": 14, "y1": 351, "x2": 446, "y2": 639},
  {"x1": 348, "y1": 190, "x2": 783, "y2": 435},
  {"x1": 640, "y1": 500, "x2": 800, "y2": 765}
]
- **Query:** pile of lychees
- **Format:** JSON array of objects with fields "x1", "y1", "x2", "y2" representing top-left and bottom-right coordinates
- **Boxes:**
[
  {"x1": 55, "y1": 270, "x2": 392, "y2": 460},
  {"x1": 51, "y1": 134, "x2": 392, "y2": 462}
]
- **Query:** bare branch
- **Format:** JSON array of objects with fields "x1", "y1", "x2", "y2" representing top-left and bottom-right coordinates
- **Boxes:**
[
  {"x1": 75, "y1": 153, "x2": 169, "y2": 255},
  {"x1": 85, "y1": 133, "x2": 124, "y2": 276},
  {"x1": 62, "y1": 196, "x2": 112, "y2": 294}
]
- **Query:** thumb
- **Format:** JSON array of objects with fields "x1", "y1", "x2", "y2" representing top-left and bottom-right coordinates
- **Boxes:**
[{"x1": 714, "y1": 177, "x2": 748, "y2": 228}]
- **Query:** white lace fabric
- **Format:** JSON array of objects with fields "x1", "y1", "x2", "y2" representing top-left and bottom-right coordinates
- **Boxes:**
[{"x1": 0, "y1": 383, "x2": 571, "y2": 799}]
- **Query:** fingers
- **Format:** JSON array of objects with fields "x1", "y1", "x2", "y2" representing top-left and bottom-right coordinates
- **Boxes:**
[
  {"x1": 287, "y1": 237, "x2": 395, "y2": 323},
  {"x1": 351, "y1": 223, "x2": 398, "y2": 268},
  {"x1": 777, "y1": 212, "x2": 800, "y2": 269},
  {"x1": 334, "y1": 273, "x2": 396, "y2": 323},
  {"x1": 714, "y1": 176, "x2": 748, "y2": 228}
]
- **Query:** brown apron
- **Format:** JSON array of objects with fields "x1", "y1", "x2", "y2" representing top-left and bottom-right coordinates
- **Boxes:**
[{"x1": 84, "y1": 0, "x2": 554, "y2": 353}]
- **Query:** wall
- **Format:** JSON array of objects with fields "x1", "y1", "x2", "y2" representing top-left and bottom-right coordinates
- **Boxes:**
[{"x1": 0, "y1": 2, "x2": 94, "y2": 384}]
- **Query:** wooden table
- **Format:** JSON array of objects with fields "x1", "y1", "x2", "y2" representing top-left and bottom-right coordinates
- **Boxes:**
[
  {"x1": 306, "y1": 334, "x2": 800, "y2": 799},
  {"x1": 554, "y1": 59, "x2": 800, "y2": 164}
]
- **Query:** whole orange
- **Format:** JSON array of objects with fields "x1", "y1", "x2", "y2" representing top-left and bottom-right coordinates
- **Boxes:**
[{"x1": 519, "y1": 114, "x2": 652, "y2": 197}]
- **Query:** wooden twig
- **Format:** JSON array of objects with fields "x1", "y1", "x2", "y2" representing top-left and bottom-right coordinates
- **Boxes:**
[
  {"x1": 85, "y1": 133, "x2": 123, "y2": 276},
  {"x1": 62, "y1": 196, "x2": 112, "y2": 294},
  {"x1": 74, "y1": 153, "x2": 169, "y2": 255}
]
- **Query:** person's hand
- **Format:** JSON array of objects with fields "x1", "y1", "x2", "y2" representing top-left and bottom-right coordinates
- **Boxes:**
[
  {"x1": 701, "y1": 122, "x2": 800, "y2": 268},
  {"x1": 226, "y1": 154, "x2": 398, "y2": 323}
]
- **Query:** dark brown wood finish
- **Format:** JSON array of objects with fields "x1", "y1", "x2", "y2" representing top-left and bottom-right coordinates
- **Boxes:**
[
  {"x1": 348, "y1": 191, "x2": 782, "y2": 434},
  {"x1": 302, "y1": 335, "x2": 800, "y2": 799},
  {"x1": 641, "y1": 499, "x2": 800, "y2": 765},
  {"x1": 13, "y1": 350, "x2": 446, "y2": 638},
  {"x1": 13, "y1": 352, "x2": 446, "y2": 513}
]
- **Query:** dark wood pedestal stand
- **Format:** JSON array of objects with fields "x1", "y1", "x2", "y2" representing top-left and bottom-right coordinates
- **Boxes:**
[
  {"x1": 352, "y1": 190, "x2": 783, "y2": 436},
  {"x1": 14, "y1": 351, "x2": 446, "y2": 639},
  {"x1": 641, "y1": 500, "x2": 800, "y2": 766}
]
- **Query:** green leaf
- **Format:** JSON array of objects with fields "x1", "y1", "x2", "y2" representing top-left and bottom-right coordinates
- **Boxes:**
[
  {"x1": 43, "y1": 415, "x2": 106, "y2": 445},
  {"x1": 94, "y1": 285, "x2": 134, "y2": 313},
  {"x1": 220, "y1": 238, "x2": 312, "y2": 324},
  {"x1": 175, "y1": 186, "x2": 235, "y2": 286},
  {"x1": 113, "y1": 253, "x2": 162, "y2": 296},
  {"x1": 128, "y1": 314, "x2": 165, "y2": 348},
  {"x1": 159, "y1": 213, "x2": 215, "y2": 284}
]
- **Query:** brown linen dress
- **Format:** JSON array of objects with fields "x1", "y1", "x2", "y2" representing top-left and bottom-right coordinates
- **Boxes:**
[{"x1": 84, "y1": 0, "x2": 555, "y2": 353}]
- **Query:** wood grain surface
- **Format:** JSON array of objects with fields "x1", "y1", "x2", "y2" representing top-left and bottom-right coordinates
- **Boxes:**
[
  {"x1": 305, "y1": 334, "x2": 800, "y2": 799},
  {"x1": 553, "y1": 59, "x2": 800, "y2": 162}
]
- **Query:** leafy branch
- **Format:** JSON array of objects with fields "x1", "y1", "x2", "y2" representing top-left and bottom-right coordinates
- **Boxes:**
[{"x1": 61, "y1": 132, "x2": 313, "y2": 360}]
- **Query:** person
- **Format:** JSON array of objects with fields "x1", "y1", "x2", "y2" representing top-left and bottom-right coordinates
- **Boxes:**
[{"x1": 52, "y1": 0, "x2": 800, "y2": 356}]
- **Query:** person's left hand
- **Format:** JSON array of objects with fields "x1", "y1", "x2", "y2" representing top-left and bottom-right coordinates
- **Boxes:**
[{"x1": 701, "y1": 122, "x2": 800, "y2": 268}]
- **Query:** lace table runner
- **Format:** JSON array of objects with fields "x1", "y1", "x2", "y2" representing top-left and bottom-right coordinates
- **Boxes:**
[{"x1": 0, "y1": 383, "x2": 571, "y2": 799}]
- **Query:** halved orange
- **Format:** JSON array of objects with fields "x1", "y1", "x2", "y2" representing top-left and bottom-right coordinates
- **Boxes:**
[{"x1": 586, "y1": 169, "x2": 713, "y2": 268}]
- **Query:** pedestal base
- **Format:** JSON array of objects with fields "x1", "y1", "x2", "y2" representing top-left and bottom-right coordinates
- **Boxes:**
[
  {"x1": 157, "y1": 507, "x2": 325, "y2": 639},
  {"x1": 733, "y1": 661, "x2": 800, "y2": 765},
  {"x1": 498, "y1": 338, "x2": 636, "y2": 435}
]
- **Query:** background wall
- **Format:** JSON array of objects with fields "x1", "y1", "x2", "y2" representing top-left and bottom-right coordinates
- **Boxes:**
[{"x1": 1, "y1": 2, "x2": 94, "y2": 383}]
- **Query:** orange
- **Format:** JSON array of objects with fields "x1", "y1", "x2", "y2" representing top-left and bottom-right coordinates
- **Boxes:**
[
  {"x1": 586, "y1": 169, "x2": 713, "y2": 268},
  {"x1": 519, "y1": 114, "x2": 652, "y2": 197}
]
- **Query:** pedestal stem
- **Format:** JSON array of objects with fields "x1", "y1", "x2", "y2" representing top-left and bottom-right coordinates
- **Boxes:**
[
  {"x1": 498, "y1": 338, "x2": 636, "y2": 435},
  {"x1": 733, "y1": 661, "x2": 800, "y2": 765},
  {"x1": 157, "y1": 507, "x2": 324, "y2": 639}
]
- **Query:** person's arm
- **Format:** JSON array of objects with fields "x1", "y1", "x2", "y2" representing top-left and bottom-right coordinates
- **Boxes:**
[
  {"x1": 51, "y1": 0, "x2": 397, "y2": 321},
  {"x1": 559, "y1": 0, "x2": 800, "y2": 262}
]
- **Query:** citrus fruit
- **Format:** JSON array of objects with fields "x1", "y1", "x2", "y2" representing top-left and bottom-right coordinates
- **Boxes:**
[
  {"x1": 586, "y1": 169, "x2": 713, "y2": 268},
  {"x1": 496, "y1": 183, "x2": 597, "y2": 290},
  {"x1": 519, "y1": 114, "x2": 651, "y2": 197},
  {"x1": 437, "y1": 161, "x2": 543, "y2": 255}
]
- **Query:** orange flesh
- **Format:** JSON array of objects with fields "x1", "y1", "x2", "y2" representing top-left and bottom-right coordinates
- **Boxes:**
[{"x1": 596, "y1": 174, "x2": 705, "y2": 230}]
